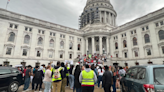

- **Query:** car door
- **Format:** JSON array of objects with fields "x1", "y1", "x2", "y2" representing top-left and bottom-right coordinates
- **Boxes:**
[
  {"x1": 11, "y1": 69, "x2": 24, "y2": 86},
  {"x1": 0, "y1": 69, "x2": 12, "y2": 90},
  {"x1": 125, "y1": 68, "x2": 138, "y2": 92},
  {"x1": 122, "y1": 68, "x2": 132, "y2": 92},
  {"x1": 132, "y1": 68, "x2": 146, "y2": 92}
]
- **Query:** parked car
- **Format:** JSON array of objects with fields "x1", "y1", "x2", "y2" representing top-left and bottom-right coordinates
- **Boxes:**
[
  {"x1": 0, "y1": 67, "x2": 24, "y2": 92},
  {"x1": 120, "y1": 65, "x2": 164, "y2": 92}
]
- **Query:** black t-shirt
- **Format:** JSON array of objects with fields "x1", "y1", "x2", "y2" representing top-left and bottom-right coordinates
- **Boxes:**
[{"x1": 25, "y1": 69, "x2": 31, "y2": 78}]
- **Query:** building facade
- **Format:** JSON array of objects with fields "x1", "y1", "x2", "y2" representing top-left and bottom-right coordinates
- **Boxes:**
[{"x1": 0, "y1": 0, "x2": 164, "y2": 67}]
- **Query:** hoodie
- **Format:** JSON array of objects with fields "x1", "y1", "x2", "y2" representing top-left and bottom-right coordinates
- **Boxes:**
[{"x1": 79, "y1": 68, "x2": 97, "y2": 87}]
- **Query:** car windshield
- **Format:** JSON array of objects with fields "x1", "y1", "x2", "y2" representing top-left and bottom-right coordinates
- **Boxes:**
[{"x1": 154, "y1": 68, "x2": 164, "y2": 85}]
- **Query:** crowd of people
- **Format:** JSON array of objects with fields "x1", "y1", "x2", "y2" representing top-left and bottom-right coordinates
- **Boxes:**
[{"x1": 21, "y1": 59, "x2": 128, "y2": 92}]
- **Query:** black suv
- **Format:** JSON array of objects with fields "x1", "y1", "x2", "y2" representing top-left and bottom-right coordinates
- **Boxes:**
[{"x1": 0, "y1": 67, "x2": 24, "y2": 92}]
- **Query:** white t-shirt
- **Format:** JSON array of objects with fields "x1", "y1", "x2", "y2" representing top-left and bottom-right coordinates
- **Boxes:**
[{"x1": 98, "y1": 69, "x2": 105, "y2": 76}]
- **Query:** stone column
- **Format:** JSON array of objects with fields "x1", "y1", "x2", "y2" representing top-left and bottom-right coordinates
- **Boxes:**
[
  {"x1": 110, "y1": 13, "x2": 112, "y2": 25},
  {"x1": 111, "y1": 14, "x2": 113, "y2": 25},
  {"x1": 99, "y1": 11, "x2": 102, "y2": 23},
  {"x1": 99, "y1": 36, "x2": 103, "y2": 54},
  {"x1": 106, "y1": 36, "x2": 109, "y2": 54},
  {"x1": 85, "y1": 37, "x2": 88, "y2": 55},
  {"x1": 113, "y1": 16, "x2": 115, "y2": 26},
  {"x1": 92, "y1": 36, "x2": 95, "y2": 54},
  {"x1": 112, "y1": 14, "x2": 114, "y2": 26},
  {"x1": 104, "y1": 11, "x2": 107, "y2": 23}
]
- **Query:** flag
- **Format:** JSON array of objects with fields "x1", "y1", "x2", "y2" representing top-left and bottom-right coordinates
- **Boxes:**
[{"x1": 7, "y1": 0, "x2": 10, "y2": 4}]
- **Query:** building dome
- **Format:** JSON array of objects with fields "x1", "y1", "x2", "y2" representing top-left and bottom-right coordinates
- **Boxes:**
[{"x1": 79, "y1": 0, "x2": 117, "y2": 29}]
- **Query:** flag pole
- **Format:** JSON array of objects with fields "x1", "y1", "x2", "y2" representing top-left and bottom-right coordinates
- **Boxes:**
[{"x1": 6, "y1": 0, "x2": 9, "y2": 10}]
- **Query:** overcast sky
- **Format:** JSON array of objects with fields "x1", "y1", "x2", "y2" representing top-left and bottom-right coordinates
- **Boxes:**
[{"x1": 0, "y1": 0, "x2": 164, "y2": 29}]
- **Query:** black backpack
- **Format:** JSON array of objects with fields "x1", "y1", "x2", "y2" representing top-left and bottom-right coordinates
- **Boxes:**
[{"x1": 35, "y1": 70, "x2": 41, "y2": 79}]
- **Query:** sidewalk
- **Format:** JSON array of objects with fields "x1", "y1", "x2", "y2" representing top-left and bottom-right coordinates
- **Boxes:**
[{"x1": 17, "y1": 85, "x2": 120, "y2": 92}]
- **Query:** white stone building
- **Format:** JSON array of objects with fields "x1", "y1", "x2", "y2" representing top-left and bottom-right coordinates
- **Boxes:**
[{"x1": 0, "y1": 0, "x2": 164, "y2": 67}]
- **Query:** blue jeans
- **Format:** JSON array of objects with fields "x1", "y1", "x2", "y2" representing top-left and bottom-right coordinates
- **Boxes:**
[
  {"x1": 112, "y1": 81, "x2": 116, "y2": 92},
  {"x1": 98, "y1": 76, "x2": 103, "y2": 88},
  {"x1": 76, "y1": 88, "x2": 82, "y2": 92},
  {"x1": 68, "y1": 74, "x2": 74, "y2": 89},
  {"x1": 43, "y1": 81, "x2": 52, "y2": 92},
  {"x1": 23, "y1": 77, "x2": 30, "y2": 90}
]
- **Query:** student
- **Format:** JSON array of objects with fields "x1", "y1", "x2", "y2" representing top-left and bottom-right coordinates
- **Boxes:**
[
  {"x1": 51, "y1": 61, "x2": 63, "y2": 92},
  {"x1": 74, "y1": 65, "x2": 82, "y2": 92},
  {"x1": 32, "y1": 66, "x2": 44, "y2": 91},
  {"x1": 79, "y1": 64, "x2": 97, "y2": 92},
  {"x1": 68, "y1": 65, "x2": 74, "y2": 89},
  {"x1": 43, "y1": 65, "x2": 52, "y2": 92},
  {"x1": 102, "y1": 66, "x2": 112, "y2": 92},
  {"x1": 23, "y1": 65, "x2": 32, "y2": 91},
  {"x1": 97, "y1": 66, "x2": 104, "y2": 88},
  {"x1": 61, "y1": 62, "x2": 68, "y2": 92}
]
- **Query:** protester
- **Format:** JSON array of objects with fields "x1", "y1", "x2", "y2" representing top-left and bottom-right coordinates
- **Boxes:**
[
  {"x1": 111, "y1": 66, "x2": 116, "y2": 92},
  {"x1": 32, "y1": 66, "x2": 44, "y2": 91},
  {"x1": 116, "y1": 66, "x2": 120, "y2": 89},
  {"x1": 74, "y1": 65, "x2": 82, "y2": 92},
  {"x1": 79, "y1": 64, "x2": 97, "y2": 92},
  {"x1": 119, "y1": 67, "x2": 126, "y2": 80},
  {"x1": 43, "y1": 65, "x2": 52, "y2": 92},
  {"x1": 42, "y1": 64, "x2": 46, "y2": 75},
  {"x1": 23, "y1": 67, "x2": 27, "y2": 77},
  {"x1": 61, "y1": 62, "x2": 68, "y2": 92},
  {"x1": 102, "y1": 66, "x2": 112, "y2": 92},
  {"x1": 97, "y1": 66, "x2": 104, "y2": 88},
  {"x1": 23, "y1": 65, "x2": 32, "y2": 91},
  {"x1": 66, "y1": 64, "x2": 70, "y2": 87},
  {"x1": 69, "y1": 65, "x2": 74, "y2": 89},
  {"x1": 52, "y1": 61, "x2": 63, "y2": 92}
]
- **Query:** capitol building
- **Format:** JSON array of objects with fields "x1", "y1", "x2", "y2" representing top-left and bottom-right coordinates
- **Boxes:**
[{"x1": 0, "y1": 0, "x2": 164, "y2": 67}]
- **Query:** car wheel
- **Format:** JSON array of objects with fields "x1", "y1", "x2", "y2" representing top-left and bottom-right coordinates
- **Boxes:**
[{"x1": 8, "y1": 81, "x2": 19, "y2": 92}]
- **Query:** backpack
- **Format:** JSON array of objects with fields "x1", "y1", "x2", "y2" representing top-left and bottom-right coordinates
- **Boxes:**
[
  {"x1": 54, "y1": 69, "x2": 60, "y2": 79},
  {"x1": 35, "y1": 70, "x2": 41, "y2": 79}
]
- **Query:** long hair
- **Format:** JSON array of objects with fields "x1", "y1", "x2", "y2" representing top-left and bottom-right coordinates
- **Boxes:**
[
  {"x1": 91, "y1": 64, "x2": 95, "y2": 70},
  {"x1": 75, "y1": 65, "x2": 80, "y2": 72},
  {"x1": 99, "y1": 66, "x2": 102, "y2": 72}
]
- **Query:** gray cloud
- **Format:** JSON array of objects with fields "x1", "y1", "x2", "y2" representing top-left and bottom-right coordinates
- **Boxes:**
[{"x1": 0, "y1": 0, "x2": 164, "y2": 29}]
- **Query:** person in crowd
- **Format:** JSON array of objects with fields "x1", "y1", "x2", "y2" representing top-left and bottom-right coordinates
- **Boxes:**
[
  {"x1": 17, "y1": 67, "x2": 22, "y2": 73},
  {"x1": 81, "y1": 66, "x2": 85, "y2": 70},
  {"x1": 79, "y1": 64, "x2": 97, "y2": 92},
  {"x1": 32, "y1": 66, "x2": 44, "y2": 91},
  {"x1": 119, "y1": 67, "x2": 126, "y2": 80},
  {"x1": 42, "y1": 64, "x2": 46, "y2": 75},
  {"x1": 97, "y1": 66, "x2": 104, "y2": 88},
  {"x1": 116, "y1": 66, "x2": 120, "y2": 89},
  {"x1": 61, "y1": 62, "x2": 68, "y2": 92},
  {"x1": 69, "y1": 65, "x2": 74, "y2": 89},
  {"x1": 102, "y1": 66, "x2": 112, "y2": 92},
  {"x1": 23, "y1": 67, "x2": 27, "y2": 77},
  {"x1": 66, "y1": 64, "x2": 70, "y2": 87},
  {"x1": 43, "y1": 65, "x2": 52, "y2": 92},
  {"x1": 74, "y1": 65, "x2": 82, "y2": 92},
  {"x1": 111, "y1": 66, "x2": 116, "y2": 92},
  {"x1": 52, "y1": 61, "x2": 63, "y2": 92},
  {"x1": 23, "y1": 65, "x2": 32, "y2": 91}
]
